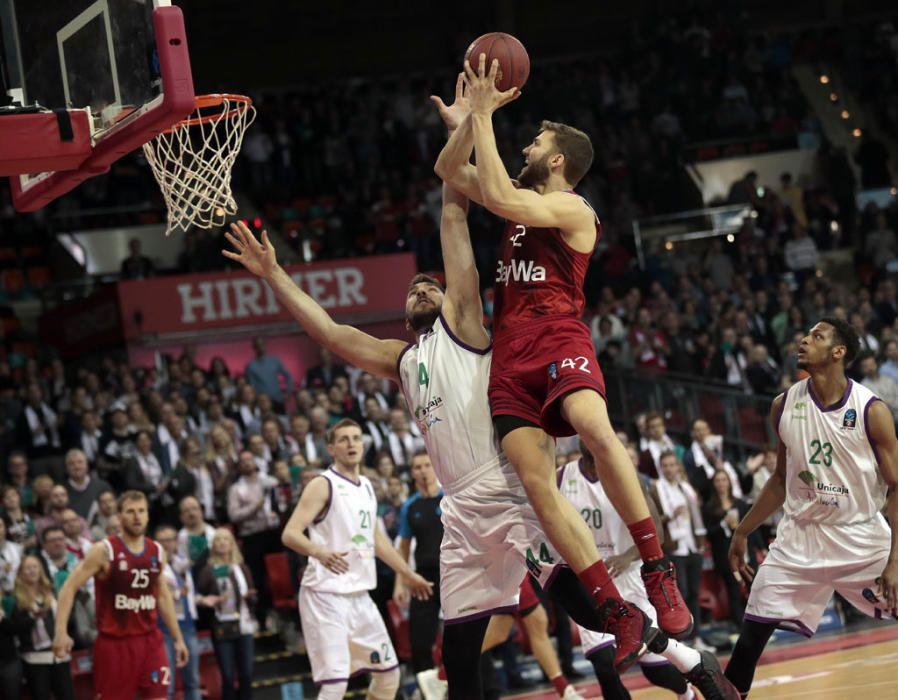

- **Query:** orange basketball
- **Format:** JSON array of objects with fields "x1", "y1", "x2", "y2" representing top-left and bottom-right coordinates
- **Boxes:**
[{"x1": 464, "y1": 32, "x2": 530, "y2": 92}]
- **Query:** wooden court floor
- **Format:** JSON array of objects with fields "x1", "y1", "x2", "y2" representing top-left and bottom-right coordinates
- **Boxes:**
[{"x1": 509, "y1": 626, "x2": 898, "y2": 699}]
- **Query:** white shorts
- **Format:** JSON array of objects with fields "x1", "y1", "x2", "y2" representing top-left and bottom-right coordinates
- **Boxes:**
[
  {"x1": 745, "y1": 514, "x2": 893, "y2": 636},
  {"x1": 298, "y1": 587, "x2": 398, "y2": 684},
  {"x1": 576, "y1": 564, "x2": 666, "y2": 665},
  {"x1": 440, "y1": 463, "x2": 562, "y2": 623}
]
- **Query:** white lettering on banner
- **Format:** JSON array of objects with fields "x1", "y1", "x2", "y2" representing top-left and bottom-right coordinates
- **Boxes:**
[
  {"x1": 178, "y1": 282, "x2": 216, "y2": 323},
  {"x1": 215, "y1": 280, "x2": 234, "y2": 320},
  {"x1": 175, "y1": 267, "x2": 371, "y2": 325},
  {"x1": 334, "y1": 267, "x2": 366, "y2": 305},
  {"x1": 114, "y1": 593, "x2": 157, "y2": 611},
  {"x1": 304, "y1": 270, "x2": 335, "y2": 307},
  {"x1": 232, "y1": 278, "x2": 264, "y2": 317}
]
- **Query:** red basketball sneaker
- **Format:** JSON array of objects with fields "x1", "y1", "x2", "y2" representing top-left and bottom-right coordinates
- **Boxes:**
[
  {"x1": 641, "y1": 558, "x2": 694, "y2": 638},
  {"x1": 597, "y1": 598, "x2": 658, "y2": 673}
]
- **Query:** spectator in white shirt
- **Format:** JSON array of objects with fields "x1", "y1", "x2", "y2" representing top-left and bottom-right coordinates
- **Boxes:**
[
  {"x1": 783, "y1": 225, "x2": 818, "y2": 285},
  {"x1": 859, "y1": 352, "x2": 898, "y2": 422}
]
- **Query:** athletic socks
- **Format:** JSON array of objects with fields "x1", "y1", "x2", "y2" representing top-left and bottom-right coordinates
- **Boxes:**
[
  {"x1": 647, "y1": 633, "x2": 701, "y2": 674},
  {"x1": 550, "y1": 673, "x2": 569, "y2": 697},
  {"x1": 577, "y1": 560, "x2": 623, "y2": 604},
  {"x1": 628, "y1": 516, "x2": 664, "y2": 561}
]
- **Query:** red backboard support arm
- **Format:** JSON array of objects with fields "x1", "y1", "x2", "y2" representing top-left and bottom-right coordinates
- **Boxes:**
[{"x1": 10, "y1": 6, "x2": 195, "y2": 213}]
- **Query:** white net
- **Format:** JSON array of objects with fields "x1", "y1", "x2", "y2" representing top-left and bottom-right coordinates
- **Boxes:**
[{"x1": 143, "y1": 94, "x2": 256, "y2": 236}]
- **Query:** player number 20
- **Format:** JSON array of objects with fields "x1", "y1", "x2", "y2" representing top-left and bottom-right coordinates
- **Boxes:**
[
  {"x1": 131, "y1": 569, "x2": 150, "y2": 589},
  {"x1": 561, "y1": 356, "x2": 591, "y2": 374},
  {"x1": 580, "y1": 507, "x2": 602, "y2": 530}
]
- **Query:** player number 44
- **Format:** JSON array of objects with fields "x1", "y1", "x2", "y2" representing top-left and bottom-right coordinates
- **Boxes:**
[
  {"x1": 561, "y1": 356, "x2": 591, "y2": 374},
  {"x1": 526, "y1": 543, "x2": 555, "y2": 566}
]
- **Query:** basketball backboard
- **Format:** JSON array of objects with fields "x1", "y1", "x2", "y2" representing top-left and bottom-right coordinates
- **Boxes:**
[{"x1": 0, "y1": 0, "x2": 194, "y2": 211}]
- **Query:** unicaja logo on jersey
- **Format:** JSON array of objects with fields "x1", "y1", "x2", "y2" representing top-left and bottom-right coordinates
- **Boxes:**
[
  {"x1": 414, "y1": 397, "x2": 443, "y2": 432},
  {"x1": 495, "y1": 259, "x2": 546, "y2": 285},
  {"x1": 115, "y1": 594, "x2": 156, "y2": 611}
]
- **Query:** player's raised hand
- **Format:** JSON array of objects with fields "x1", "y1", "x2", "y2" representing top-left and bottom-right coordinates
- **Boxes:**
[
  {"x1": 315, "y1": 549, "x2": 350, "y2": 575},
  {"x1": 223, "y1": 221, "x2": 278, "y2": 278},
  {"x1": 728, "y1": 532, "x2": 755, "y2": 590},
  {"x1": 878, "y1": 561, "x2": 898, "y2": 616},
  {"x1": 52, "y1": 630, "x2": 73, "y2": 660},
  {"x1": 430, "y1": 72, "x2": 470, "y2": 131},
  {"x1": 463, "y1": 53, "x2": 520, "y2": 115},
  {"x1": 404, "y1": 572, "x2": 434, "y2": 601}
]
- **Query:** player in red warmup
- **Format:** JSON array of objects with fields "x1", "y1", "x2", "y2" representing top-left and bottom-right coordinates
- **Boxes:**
[
  {"x1": 53, "y1": 491, "x2": 188, "y2": 699},
  {"x1": 434, "y1": 54, "x2": 691, "y2": 667}
]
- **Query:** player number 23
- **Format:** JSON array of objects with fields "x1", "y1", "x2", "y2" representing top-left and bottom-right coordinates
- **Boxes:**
[
  {"x1": 561, "y1": 356, "x2": 591, "y2": 373},
  {"x1": 808, "y1": 439, "x2": 833, "y2": 467}
]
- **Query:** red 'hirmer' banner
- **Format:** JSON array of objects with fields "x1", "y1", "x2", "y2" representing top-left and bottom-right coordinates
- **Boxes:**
[{"x1": 117, "y1": 253, "x2": 417, "y2": 340}]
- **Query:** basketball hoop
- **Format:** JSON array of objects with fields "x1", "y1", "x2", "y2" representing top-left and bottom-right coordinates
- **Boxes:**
[{"x1": 143, "y1": 94, "x2": 256, "y2": 236}]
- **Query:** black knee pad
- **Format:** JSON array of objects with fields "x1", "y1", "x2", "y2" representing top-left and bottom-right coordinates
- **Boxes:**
[
  {"x1": 640, "y1": 661, "x2": 688, "y2": 693},
  {"x1": 587, "y1": 644, "x2": 631, "y2": 700},
  {"x1": 443, "y1": 618, "x2": 490, "y2": 700},
  {"x1": 725, "y1": 619, "x2": 777, "y2": 696}
]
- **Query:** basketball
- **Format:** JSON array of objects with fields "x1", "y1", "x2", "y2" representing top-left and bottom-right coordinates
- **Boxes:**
[{"x1": 464, "y1": 32, "x2": 530, "y2": 92}]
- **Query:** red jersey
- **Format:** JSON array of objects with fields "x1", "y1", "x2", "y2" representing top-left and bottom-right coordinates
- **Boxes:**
[
  {"x1": 492, "y1": 193, "x2": 600, "y2": 338},
  {"x1": 95, "y1": 535, "x2": 162, "y2": 637}
]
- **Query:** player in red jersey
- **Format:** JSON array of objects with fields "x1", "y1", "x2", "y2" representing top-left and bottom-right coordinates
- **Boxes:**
[
  {"x1": 52, "y1": 491, "x2": 188, "y2": 699},
  {"x1": 434, "y1": 55, "x2": 692, "y2": 667}
]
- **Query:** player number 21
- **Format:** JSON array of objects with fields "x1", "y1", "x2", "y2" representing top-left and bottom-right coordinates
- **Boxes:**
[{"x1": 561, "y1": 356, "x2": 591, "y2": 373}]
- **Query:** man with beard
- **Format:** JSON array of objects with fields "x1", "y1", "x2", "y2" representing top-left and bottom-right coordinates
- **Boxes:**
[
  {"x1": 223, "y1": 130, "x2": 736, "y2": 697},
  {"x1": 52, "y1": 491, "x2": 188, "y2": 699},
  {"x1": 434, "y1": 57, "x2": 691, "y2": 668},
  {"x1": 725, "y1": 318, "x2": 898, "y2": 697}
]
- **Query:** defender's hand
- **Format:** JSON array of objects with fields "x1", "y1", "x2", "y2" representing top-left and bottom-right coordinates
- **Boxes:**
[
  {"x1": 430, "y1": 73, "x2": 470, "y2": 131},
  {"x1": 223, "y1": 221, "x2": 279, "y2": 278}
]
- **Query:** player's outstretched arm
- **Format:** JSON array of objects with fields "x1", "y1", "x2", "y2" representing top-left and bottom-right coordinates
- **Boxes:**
[
  {"x1": 281, "y1": 476, "x2": 349, "y2": 575},
  {"x1": 156, "y1": 549, "x2": 189, "y2": 668},
  {"x1": 373, "y1": 525, "x2": 433, "y2": 600},
  {"x1": 729, "y1": 393, "x2": 789, "y2": 583},
  {"x1": 223, "y1": 222, "x2": 406, "y2": 382},
  {"x1": 867, "y1": 399, "x2": 898, "y2": 614},
  {"x1": 464, "y1": 55, "x2": 590, "y2": 236},
  {"x1": 439, "y1": 183, "x2": 490, "y2": 349},
  {"x1": 53, "y1": 541, "x2": 108, "y2": 659},
  {"x1": 433, "y1": 73, "x2": 484, "y2": 206}
]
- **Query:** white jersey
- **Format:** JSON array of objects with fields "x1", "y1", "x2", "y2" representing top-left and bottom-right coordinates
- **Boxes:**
[
  {"x1": 398, "y1": 314, "x2": 508, "y2": 492},
  {"x1": 558, "y1": 460, "x2": 635, "y2": 561},
  {"x1": 301, "y1": 468, "x2": 377, "y2": 594},
  {"x1": 777, "y1": 378, "x2": 887, "y2": 525}
]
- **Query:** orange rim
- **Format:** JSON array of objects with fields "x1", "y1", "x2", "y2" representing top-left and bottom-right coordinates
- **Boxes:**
[{"x1": 165, "y1": 93, "x2": 253, "y2": 132}]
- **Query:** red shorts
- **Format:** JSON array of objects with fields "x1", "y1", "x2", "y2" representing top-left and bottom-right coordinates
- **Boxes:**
[
  {"x1": 94, "y1": 629, "x2": 170, "y2": 700},
  {"x1": 516, "y1": 575, "x2": 540, "y2": 616},
  {"x1": 489, "y1": 317, "x2": 606, "y2": 437}
]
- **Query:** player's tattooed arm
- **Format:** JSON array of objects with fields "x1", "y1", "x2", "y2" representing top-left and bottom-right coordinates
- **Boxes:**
[
  {"x1": 52, "y1": 541, "x2": 109, "y2": 659},
  {"x1": 867, "y1": 399, "x2": 898, "y2": 614},
  {"x1": 281, "y1": 476, "x2": 349, "y2": 574},
  {"x1": 729, "y1": 393, "x2": 789, "y2": 584},
  {"x1": 224, "y1": 222, "x2": 406, "y2": 382}
]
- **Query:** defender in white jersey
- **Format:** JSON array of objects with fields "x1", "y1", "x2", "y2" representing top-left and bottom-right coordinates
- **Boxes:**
[
  {"x1": 559, "y1": 447, "x2": 740, "y2": 700},
  {"x1": 224, "y1": 123, "x2": 634, "y2": 697},
  {"x1": 281, "y1": 420, "x2": 432, "y2": 699},
  {"x1": 725, "y1": 319, "x2": 898, "y2": 698}
]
